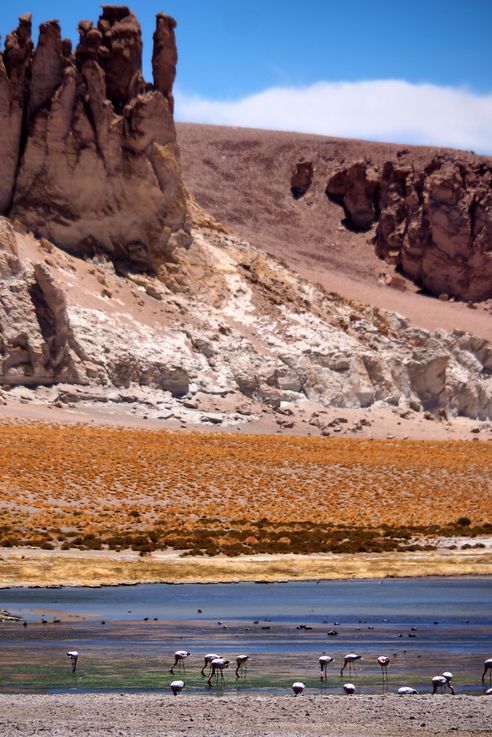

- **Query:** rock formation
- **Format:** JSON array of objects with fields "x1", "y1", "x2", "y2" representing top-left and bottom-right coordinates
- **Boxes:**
[
  {"x1": 326, "y1": 156, "x2": 492, "y2": 301},
  {"x1": 1, "y1": 9, "x2": 491, "y2": 427},
  {"x1": 0, "y1": 6, "x2": 191, "y2": 271}
]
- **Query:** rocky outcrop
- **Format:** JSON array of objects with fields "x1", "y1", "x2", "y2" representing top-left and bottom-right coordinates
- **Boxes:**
[
  {"x1": 0, "y1": 6, "x2": 191, "y2": 271},
  {"x1": 326, "y1": 156, "x2": 492, "y2": 301},
  {"x1": 0, "y1": 13, "x2": 33, "y2": 213},
  {"x1": 2, "y1": 217, "x2": 492, "y2": 422}
]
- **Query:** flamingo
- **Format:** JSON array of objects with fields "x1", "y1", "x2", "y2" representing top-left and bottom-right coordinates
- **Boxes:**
[
  {"x1": 398, "y1": 687, "x2": 418, "y2": 695},
  {"x1": 200, "y1": 653, "x2": 220, "y2": 677},
  {"x1": 343, "y1": 683, "x2": 356, "y2": 694},
  {"x1": 377, "y1": 656, "x2": 390, "y2": 683},
  {"x1": 482, "y1": 658, "x2": 492, "y2": 685},
  {"x1": 340, "y1": 653, "x2": 362, "y2": 677},
  {"x1": 319, "y1": 655, "x2": 334, "y2": 681},
  {"x1": 207, "y1": 657, "x2": 229, "y2": 686},
  {"x1": 432, "y1": 675, "x2": 455, "y2": 695},
  {"x1": 67, "y1": 650, "x2": 78, "y2": 673},
  {"x1": 442, "y1": 671, "x2": 455, "y2": 693},
  {"x1": 292, "y1": 681, "x2": 305, "y2": 696},
  {"x1": 485, "y1": 688, "x2": 492, "y2": 695},
  {"x1": 170, "y1": 679, "x2": 185, "y2": 696},
  {"x1": 170, "y1": 650, "x2": 190, "y2": 675},
  {"x1": 235, "y1": 655, "x2": 249, "y2": 680}
]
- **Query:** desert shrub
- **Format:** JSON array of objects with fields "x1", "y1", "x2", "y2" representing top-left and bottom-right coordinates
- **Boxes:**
[{"x1": 0, "y1": 423, "x2": 490, "y2": 555}]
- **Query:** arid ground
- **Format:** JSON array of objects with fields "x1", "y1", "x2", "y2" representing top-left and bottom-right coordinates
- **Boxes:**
[{"x1": 0, "y1": 694, "x2": 490, "y2": 737}]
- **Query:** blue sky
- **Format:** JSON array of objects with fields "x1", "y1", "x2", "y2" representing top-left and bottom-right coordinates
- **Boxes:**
[{"x1": 1, "y1": 1, "x2": 492, "y2": 151}]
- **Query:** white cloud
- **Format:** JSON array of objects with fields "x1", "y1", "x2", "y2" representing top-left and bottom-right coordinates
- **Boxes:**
[{"x1": 174, "y1": 79, "x2": 492, "y2": 154}]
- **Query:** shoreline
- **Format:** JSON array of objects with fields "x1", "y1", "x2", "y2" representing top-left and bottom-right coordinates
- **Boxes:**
[
  {"x1": 0, "y1": 693, "x2": 490, "y2": 737},
  {"x1": 1, "y1": 547, "x2": 492, "y2": 588}
]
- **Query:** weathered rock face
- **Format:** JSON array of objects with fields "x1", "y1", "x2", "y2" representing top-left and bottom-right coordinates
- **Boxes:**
[
  {"x1": 376, "y1": 158, "x2": 492, "y2": 301},
  {"x1": 327, "y1": 156, "x2": 492, "y2": 301},
  {"x1": 0, "y1": 219, "x2": 82, "y2": 384},
  {"x1": 0, "y1": 13, "x2": 33, "y2": 214},
  {"x1": 0, "y1": 6, "x2": 191, "y2": 271}
]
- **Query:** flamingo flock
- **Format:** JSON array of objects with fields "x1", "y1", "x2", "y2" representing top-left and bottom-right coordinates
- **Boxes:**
[{"x1": 64, "y1": 648, "x2": 492, "y2": 697}]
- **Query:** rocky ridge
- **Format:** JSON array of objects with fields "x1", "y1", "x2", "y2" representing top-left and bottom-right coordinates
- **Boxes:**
[
  {"x1": 0, "y1": 7, "x2": 190, "y2": 271},
  {"x1": 1, "y1": 211, "x2": 492, "y2": 426}
]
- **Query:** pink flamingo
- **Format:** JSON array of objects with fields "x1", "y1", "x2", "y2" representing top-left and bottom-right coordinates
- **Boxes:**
[
  {"x1": 67, "y1": 651, "x2": 78, "y2": 673},
  {"x1": 378, "y1": 655, "x2": 390, "y2": 683},
  {"x1": 319, "y1": 655, "x2": 334, "y2": 681},
  {"x1": 340, "y1": 653, "x2": 362, "y2": 677},
  {"x1": 292, "y1": 681, "x2": 305, "y2": 696},
  {"x1": 170, "y1": 679, "x2": 184, "y2": 696},
  {"x1": 170, "y1": 650, "x2": 190, "y2": 675},
  {"x1": 482, "y1": 658, "x2": 492, "y2": 685},
  {"x1": 432, "y1": 674, "x2": 455, "y2": 694},
  {"x1": 201, "y1": 653, "x2": 220, "y2": 677},
  {"x1": 207, "y1": 657, "x2": 229, "y2": 686},
  {"x1": 235, "y1": 655, "x2": 249, "y2": 680},
  {"x1": 343, "y1": 683, "x2": 356, "y2": 694}
]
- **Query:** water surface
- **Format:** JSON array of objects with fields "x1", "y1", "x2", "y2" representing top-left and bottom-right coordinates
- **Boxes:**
[{"x1": 1, "y1": 578, "x2": 490, "y2": 694}]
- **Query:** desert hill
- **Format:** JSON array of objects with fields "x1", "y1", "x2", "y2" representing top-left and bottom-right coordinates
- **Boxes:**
[{"x1": 177, "y1": 123, "x2": 492, "y2": 341}]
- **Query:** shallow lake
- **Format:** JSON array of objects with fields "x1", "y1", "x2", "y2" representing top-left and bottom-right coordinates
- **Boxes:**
[{"x1": 1, "y1": 577, "x2": 491, "y2": 694}]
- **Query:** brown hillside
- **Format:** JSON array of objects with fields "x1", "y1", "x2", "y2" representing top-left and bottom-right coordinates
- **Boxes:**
[{"x1": 177, "y1": 123, "x2": 492, "y2": 340}]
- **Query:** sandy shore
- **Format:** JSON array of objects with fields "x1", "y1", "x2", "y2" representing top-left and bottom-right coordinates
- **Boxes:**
[
  {"x1": 0, "y1": 693, "x2": 490, "y2": 737},
  {"x1": 1, "y1": 546, "x2": 492, "y2": 587}
]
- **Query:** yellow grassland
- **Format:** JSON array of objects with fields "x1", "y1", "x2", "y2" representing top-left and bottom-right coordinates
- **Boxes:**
[
  {"x1": 0, "y1": 421, "x2": 491, "y2": 585},
  {"x1": 1, "y1": 422, "x2": 491, "y2": 531}
]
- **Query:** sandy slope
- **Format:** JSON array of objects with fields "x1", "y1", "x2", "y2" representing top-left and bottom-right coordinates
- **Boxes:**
[{"x1": 0, "y1": 694, "x2": 490, "y2": 737}]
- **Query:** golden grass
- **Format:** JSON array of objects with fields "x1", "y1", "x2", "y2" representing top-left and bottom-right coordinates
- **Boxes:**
[
  {"x1": 0, "y1": 422, "x2": 491, "y2": 559},
  {"x1": 1, "y1": 548, "x2": 492, "y2": 588}
]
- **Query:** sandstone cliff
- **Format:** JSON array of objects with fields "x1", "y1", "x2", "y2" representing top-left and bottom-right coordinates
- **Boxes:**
[{"x1": 0, "y1": 6, "x2": 190, "y2": 271}]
